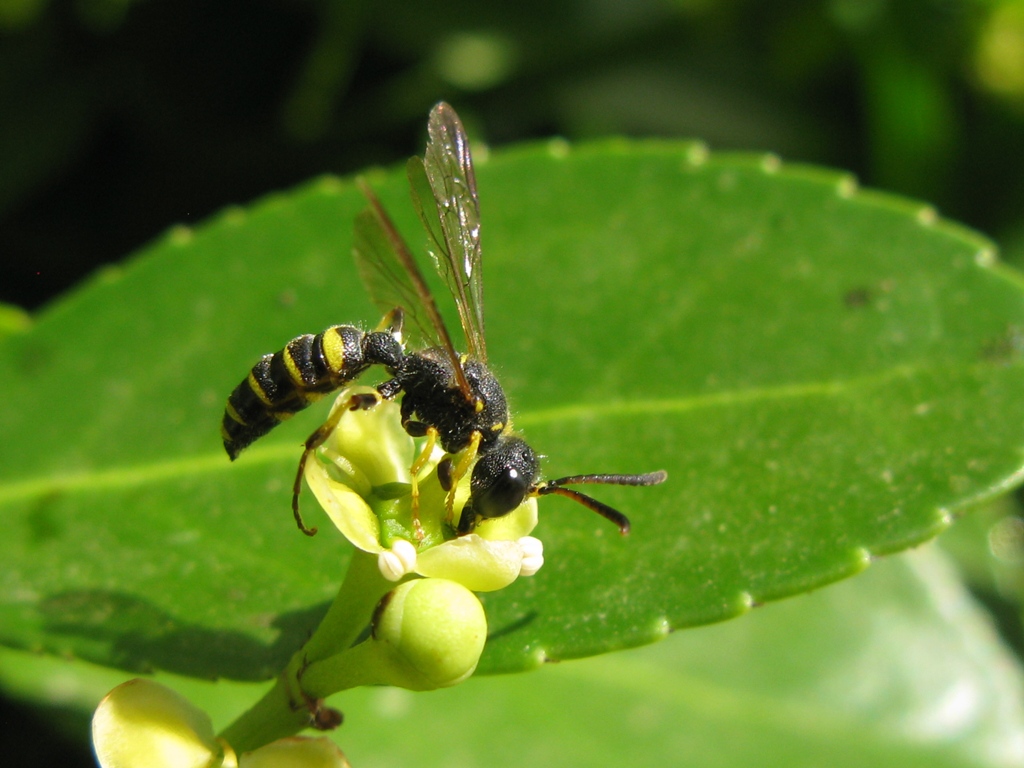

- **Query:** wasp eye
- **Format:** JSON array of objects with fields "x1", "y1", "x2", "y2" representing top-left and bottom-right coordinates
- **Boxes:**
[{"x1": 469, "y1": 437, "x2": 539, "y2": 521}]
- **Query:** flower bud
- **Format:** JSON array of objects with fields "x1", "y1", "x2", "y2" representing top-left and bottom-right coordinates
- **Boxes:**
[
  {"x1": 302, "y1": 578, "x2": 487, "y2": 695},
  {"x1": 373, "y1": 578, "x2": 487, "y2": 689},
  {"x1": 92, "y1": 679, "x2": 232, "y2": 768},
  {"x1": 93, "y1": 680, "x2": 356, "y2": 768},
  {"x1": 241, "y1": 736, "x2": 350, "y2": 768}
]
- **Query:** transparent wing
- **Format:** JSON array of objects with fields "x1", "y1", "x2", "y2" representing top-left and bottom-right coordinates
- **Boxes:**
[
  {"x1": 352, "y1": 178, "x2": 471, "y2": 397},
  {"x1": 408, "y1": 102, "x2": 487, "y2": 361},
  {"x1": 352, "y1": 183, "x2": 438, "y2": 351}
]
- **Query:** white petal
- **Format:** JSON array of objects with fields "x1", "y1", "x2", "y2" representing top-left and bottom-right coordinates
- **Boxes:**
[
  {"x1": 392, "y1": 539, "x2": 418, "y2": 569},
  {"x1": 378, "y1": 551, "x2": 406, "y2": 582},
  {"x1": 517, "y1": 536, "x2": 545, "y2": 577},
  {"x1": 378, "y1": 540, "x2": 418, "y2": 582}
]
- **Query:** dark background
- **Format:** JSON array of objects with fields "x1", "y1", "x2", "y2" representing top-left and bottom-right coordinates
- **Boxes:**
[{"x1": 5, "y1": 0, "x2": 1024, "y2": 764}]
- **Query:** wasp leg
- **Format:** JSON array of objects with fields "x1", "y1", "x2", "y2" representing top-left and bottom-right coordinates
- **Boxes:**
[
  {"x1": 406, "y1": 425, "x2": 438, "y2": 541},
  {"x1": 437, "y1": 456, "x2": 454, "y2": 491},
  {"x1": 292, "y1": 391, "x2": 382, "y2": 536},
  {"x1": 377, "y1": 377, "x2": 403, "y2": 400},
  {"x1": 444, "y1": 431, "x2": 482, "y2": 525}
]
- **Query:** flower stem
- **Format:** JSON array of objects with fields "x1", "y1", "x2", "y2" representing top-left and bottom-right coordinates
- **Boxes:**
[
  {"x1": 217, "y1": 548, "x2": 398, "y2": 752},
  {"x1": 216, "y1": 676, "x2": 309, "y2": 752}
]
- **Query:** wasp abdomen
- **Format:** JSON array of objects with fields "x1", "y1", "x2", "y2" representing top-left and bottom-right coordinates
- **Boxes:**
[{"x1": 221, "y1": 325, "x2": 401, "y2": 460}]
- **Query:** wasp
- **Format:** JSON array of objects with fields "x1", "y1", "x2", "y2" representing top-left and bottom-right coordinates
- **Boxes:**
[{"x1": 222, "y1": 102, "x2": 667, "y2": 538}]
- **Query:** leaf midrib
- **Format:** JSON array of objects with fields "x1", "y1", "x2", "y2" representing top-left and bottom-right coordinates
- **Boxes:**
[
  {"x1": 0, "y1": 363, "x2": 926, "y2": 508},
  {"x1": 515, "y1": 362, "x2": 917, "y2": 427}
]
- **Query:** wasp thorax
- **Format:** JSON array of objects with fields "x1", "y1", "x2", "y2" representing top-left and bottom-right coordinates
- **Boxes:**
[
  {"x1": 461, "y1": 436, "x2": 539, "y2": 533},
  {"x1": 461, "y1": 359, "x2": 509, "y2": 441},
  {"x1": 397, "y1": 350, "x2": 510, "y2": 455}
]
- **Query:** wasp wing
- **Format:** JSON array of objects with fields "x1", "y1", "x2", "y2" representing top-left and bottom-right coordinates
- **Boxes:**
[
  {"x1": 408, "y1": 102, "x2": 487, "y2": 362},
  {"x1": 352, "y1": 183, "x2": 438, "y2": 350},
  {"x1": 352, "y1": 178, "x2": 471, "y2": 396}
]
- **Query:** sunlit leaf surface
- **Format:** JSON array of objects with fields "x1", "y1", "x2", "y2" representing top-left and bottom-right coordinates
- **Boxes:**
[{"x1": 2, "y1": 140, "x2": 1023, "y2": 677}]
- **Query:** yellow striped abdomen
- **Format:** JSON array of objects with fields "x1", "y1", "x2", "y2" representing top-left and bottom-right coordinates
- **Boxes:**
[{"x1": 221, "y1": 325, "x2": 395, "y2": 459}]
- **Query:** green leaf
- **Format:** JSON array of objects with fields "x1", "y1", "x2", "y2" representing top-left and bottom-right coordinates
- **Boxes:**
[
  {"x1": 2, "y1": 140, "x2": 1024, "y2": 679},
  {"x1": 5, "y1": 546, "x2": 1020, "y2": 767},
  {"x1": 334, "y1": 547, "x2": 1024, "y2": 767}
]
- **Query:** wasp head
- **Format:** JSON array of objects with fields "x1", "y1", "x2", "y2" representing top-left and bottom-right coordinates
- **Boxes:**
[{"x1": 458, "y1": 436, "x2": 539, "y2": 535}]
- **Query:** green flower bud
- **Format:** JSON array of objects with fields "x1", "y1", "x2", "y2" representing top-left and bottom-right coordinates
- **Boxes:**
[
  {"x1": 302, "y1": 578, "x2": 487, "y2": 694},
  {"x1": 241, "y1": 737, "x2": 350, "y2": 768},
  {"x1": 374, "y1": 578, "x2": 487, "y2": 689}
]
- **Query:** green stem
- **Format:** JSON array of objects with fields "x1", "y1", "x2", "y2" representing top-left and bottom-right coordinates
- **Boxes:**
[
  {"x1": 301, "y1": 640, "x2": 398, "y2": 697},
  {"x1": 217, "y1": 548, "x2": 398, "y2": 752},
  {"x1": 300, "y1": 548, "x2": 395, "y2": 663},
  {"x1": 216, "y1": 676, "x2": 309, "y2": 752}
]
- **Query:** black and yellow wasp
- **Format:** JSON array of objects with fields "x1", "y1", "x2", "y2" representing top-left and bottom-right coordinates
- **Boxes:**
[{"x1": 221, "y1": 102, "x2": 666, "y2": 537}]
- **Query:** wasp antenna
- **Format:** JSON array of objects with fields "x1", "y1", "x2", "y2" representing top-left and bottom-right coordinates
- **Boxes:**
[
  {"x1": 545, "y1": 470, "x2": 668, "y2": 490},
  {"x1": 535, "y1": 484, "x2": 631, "y2": 535}
]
